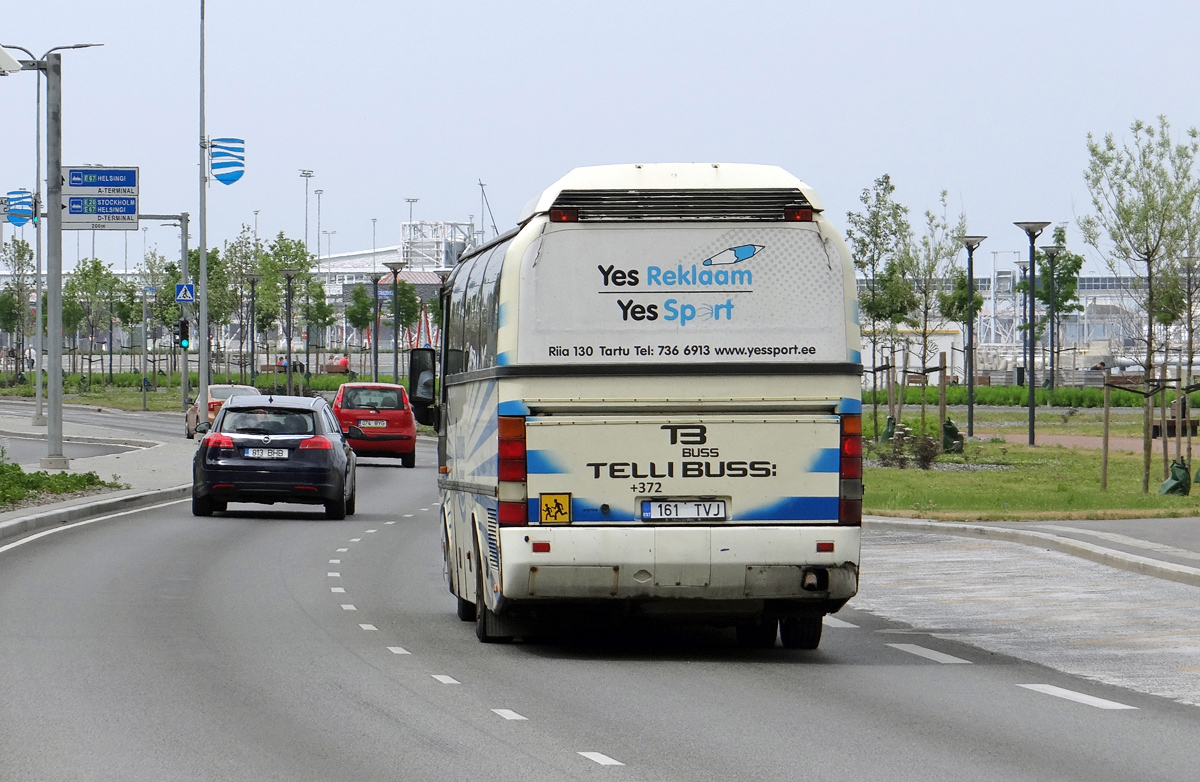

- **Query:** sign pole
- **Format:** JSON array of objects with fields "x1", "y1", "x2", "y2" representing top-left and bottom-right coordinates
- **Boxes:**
[
  {"x1": 180, "y1": 212, "x2": 190, "y2": 412},
  {"x1": 197, "y1": 0, "x2": 211, "y2": 414},
  {"x1": 43, "y1": 52, "x2": 66, "y2": 468}
]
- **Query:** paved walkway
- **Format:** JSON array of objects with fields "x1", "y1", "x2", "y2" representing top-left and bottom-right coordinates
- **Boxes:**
[{"x1": 998, "y1": 432, "x2": 1150, "y2": 452}]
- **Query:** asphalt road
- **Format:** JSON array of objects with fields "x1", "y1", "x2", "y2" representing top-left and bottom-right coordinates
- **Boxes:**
[
  {"x1": 1, "y1": 442, "x2": 1197, "y2": 781},
  {"x1": 0, "y1": 397, "x2": 185, "y2": 440}
]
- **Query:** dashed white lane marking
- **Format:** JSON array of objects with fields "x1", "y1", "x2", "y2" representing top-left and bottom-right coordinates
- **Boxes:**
[
  {"x1": 0, "y1": 497, "x2": 189, "y2": 556},
  {"x1": 432, "y1": 675, "x2": 459, "y2": 684},
  {"x1": 329, "y1": 559, "x2": 341, "y2": 564},
  {"x1": 331, "y1": 587, "x2": 345, "y2": 593},
  {"x1": 824, "y1": 616, "x2": 859, "y2": 628},
  {"x1": 1018, "y1": 684, "x2": 1138, "y2": 710},
  {"x1": 579, "y1": 752, "x2": 624, "y2": 766},
  {"x1": 403, "y1": 514, "x2": 413, "y2": 518},
  {"x1": 337, "y1": 548, "x2": 348, "y2": 552},
  {"x1": 387, "y1": 646, "x2": 411, "y2": 655},
  {"x1": 492, "y1": 709, "x2": 527, "y2": 721},
  {"x1": 341, "y1": 604, "x2": 357, "y2": 611},
  {"x1": 385, "y1": 521, "x2": 395, "y2": 525},
  {"x1": 328, "y1": 572, "x2": 340, "y2": 577},
  {"x1": 349, "y1": 538, "x2": 362, "y2": 542},
  {"x1": 366, "y1": 529, "x2": 377, "y2": 533},
  {"x1": 887, "y1": 643, "x2": 972, "y2": 664},
  {"x1": 360, "y1": 624, "x2": 378, "y2": 631},
  {"x1": 420, "y1": 507, "x2": 429, "y2": 511}
]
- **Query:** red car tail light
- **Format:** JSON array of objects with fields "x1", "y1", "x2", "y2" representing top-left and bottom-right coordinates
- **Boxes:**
[
  {"x1": 202, "y1": 432, "x2": 234, "y2": 449},
  {"x1": 208, "y1": 400, "x2": 222, "y2": 411},
  {"x1": 299, "y1": 435, "x2": 334, "y2": 450}
]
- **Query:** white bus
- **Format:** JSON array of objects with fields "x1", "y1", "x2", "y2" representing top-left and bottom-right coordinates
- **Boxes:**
[{"x1": 408, "y1": 163, "x2": 862, "y2": 648}]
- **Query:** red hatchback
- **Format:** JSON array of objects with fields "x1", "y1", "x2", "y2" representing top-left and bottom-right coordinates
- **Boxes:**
[{"x1": 332, "y1": 383, "x2": 418, "y2": 467}]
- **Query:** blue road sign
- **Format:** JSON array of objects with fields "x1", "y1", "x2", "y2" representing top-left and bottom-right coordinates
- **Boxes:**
[
  {"x1": 66, "y1": 168, "x2": 137, "y2": 190},
  {"x1": 210, "y1": 138, "x2": 245, "y2": 185},
  {"x1": 6, "y1": 189, "x2": 33, "y2": 226},
  {"x1": 67, "y1": 196, "x2": 137, "y2": 216},
  {"x1": 175, "y1": 284, "x2": 195, "y2": 303}
]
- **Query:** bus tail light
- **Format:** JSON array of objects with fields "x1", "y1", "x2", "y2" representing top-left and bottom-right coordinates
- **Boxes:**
[
  {"x1": 839, "y1": 414, "x2": 862, "y2": 526},
  {"x1": 784, "y1": 206, "x2": 814, "y2": 222},
  {"x1": 498, "y1": 416, "x2": 528, "y2": 525},
  {"x1": 549, "y1": 207, "x2": 579, "y2": 223}
]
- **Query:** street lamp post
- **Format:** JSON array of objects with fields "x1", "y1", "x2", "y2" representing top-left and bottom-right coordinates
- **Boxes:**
[
  {"x1": 1015, "y1": 258, "x2": 1030, "y2": 376},
  {"x1": 1041, "y1": 244, "x2": 1065, "y2": 389},
  {"x1": 371, "y1": 273, "x2": 383, "y2": 382},
  {"x1": 299, "y1": 170, "x2": 314, "y2": 254},
  {"x1": 246, "y1": 272, "x2": 260, "y2": 387},
  {"x1": 282, "y1": 268, "x2": 299, "y2": 395},
  {"x1": 1015, "y1": 221, "x2": 1051, "y2": 446},
  {"x1": 959, "y1": 235, "x2": 986, "y2": 438},
  {"x1": 384, "y1": 260, "x2": 406, "y2": 382},
  {"x1": 3, "y1": 42, "x2": 102, "y2": 461}
]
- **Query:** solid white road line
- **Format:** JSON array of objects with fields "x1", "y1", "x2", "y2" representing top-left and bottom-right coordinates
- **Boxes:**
[
  {"x1": 0, "y1": 498, "x2": 190, "y2": 556},
  {"x1": 327, "y1": 572, "x2": 340, "y2": 577},
  {"x1": 824, "y1": 616, "x2": 859, "y2": 628},
  {"x1": 578, "y1": 752, "x2": 624, "y2": 766},
  {"x1": 387, "y1": 646, "x2": 411, "y2": 655},
  {"x1": 329, "y1": 559, "x2": 340, "y2": 564},
  {"x1": 341, "y1": 604, "x2": 357, "y2": 611},
  {"x1": 331, "y1": 587, "x2": 345, "y2": 593},
  {"x1": 491, "y1": 709, "x2": 527, "y2": 721},
  {"x1": 432, "y1": 675, "x2": 459, "y2": 684},
  {"x1": 1018, "y1": 684, "x2": 1138, "y2": 710},
  {"x1": 359, "y1": 624, "x2": 378, "y2": 631},
  {"x1": 887, "y1": 643, "x2": 972, "y2": 664}
]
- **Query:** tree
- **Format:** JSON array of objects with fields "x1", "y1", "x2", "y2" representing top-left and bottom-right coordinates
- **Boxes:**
[
  {"x1": 1, "y1": 238, "x2": 35, "y2": 371},
  {"x1": 64, "y1": 258, "x2": 119, "y2": 386},
  {"x1": 904, "y1": 191, "x2": 966, "y2": 434},
  {"x1": 1080, "y1": 115, "x2": 1200, "y2": 491},
  {"x1": 1014, "y1": 225, "x2": 1085, "y2": 345},
  {"x1": 937, "y1": 269, "x2": 984, "y2": 348},
  {"x1": 845, "y1": 174, "x2": 913, "y2": 438},
  {"x1": 344, "y1": 284, "x2": 375, "y2": 374}
]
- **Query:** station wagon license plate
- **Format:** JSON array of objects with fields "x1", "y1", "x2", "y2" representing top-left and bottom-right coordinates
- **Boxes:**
[
  {"x1": 245, "y1": 448, "x2": 288, "y2": 459},
  {"x1": 358, "y1": 420, "x2": 387, "y2": 428},
  {"x1": 641, "y1": 500, "x2": 726, "y2": 520}
]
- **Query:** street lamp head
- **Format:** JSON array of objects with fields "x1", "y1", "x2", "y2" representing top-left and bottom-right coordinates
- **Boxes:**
[
  {"x1": 434, "y1": 268, "x2": 452, "y2": 283},
  {"x1": 245, "y1": 273, "x2": 261, "y2": 284},
  {"x1": 298, "y1": 170, "x2": 313, "y2": 179},
  {"x1": 1015, "y1": 258, "x2": 1030, "y2": 273},
  {"x1": 1041, "y1": 244, "x2": 1065, "y2": 259},
  {"x1": 0, "y1": 47, "x2": 22, "y2": 74},
  {"x1": 281, "y1": 268, "x2": 300, "y2": 280},
  {"x1": 959, "y1": 235, "x2": 987, "y2": 251},
  {"x1": 383, "y1": 260, "x2": 405, "y2": 275},
  {"x1": 314, "y1": 189, "x2": 323, "y2": 196},
  {"x1": 1014, "y1": 221, "x2": 1052, "y2": 238}
]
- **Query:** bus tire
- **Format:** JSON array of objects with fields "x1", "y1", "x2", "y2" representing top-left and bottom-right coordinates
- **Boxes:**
[
  {"x1": 736, "y1": 618, "x2": 778, "y2": 649},
  {"x1": 780, "y1": 616, "x2": 823, "y2": 650},
  {"x1": 457, "y1": 597, "x2": 476, "y2": 622},
  {"x1": 475, "y1": 557, "x2": 512, "y2": 643}
]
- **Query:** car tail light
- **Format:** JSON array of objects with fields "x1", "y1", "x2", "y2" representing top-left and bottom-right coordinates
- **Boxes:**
[
  {"x1": 203, "y1": 431, "x2": 234, "y2": 449},
  {"x1": 839, "y1": 414, "x2": 862, "y2": 525},
  {"x1": 208, "y1": 400, "x2": 222, "y2": 411},
  {"x1": 784, "y1": 206, "x2": 814, "y2": 222},
  {"x1": 549, "y1": 207, "x2": 579, "y2": 223},
  {"x1": 498, "y1": 415, "x2": 528, "y2": 525},
  {"x1": 299, "y1": 435, "x2": 334, "y2": 450}
]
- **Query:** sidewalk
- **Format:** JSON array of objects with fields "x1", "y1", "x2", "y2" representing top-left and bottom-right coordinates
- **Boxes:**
[
  {"x1": 866, "y1": 514, "x2": 1200, "y2": 589},
  {"x1": 0, "y1": 412, "x2": 195, "y2": 543}
]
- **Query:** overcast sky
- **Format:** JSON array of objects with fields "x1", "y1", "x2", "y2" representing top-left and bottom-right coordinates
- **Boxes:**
[{"x1": 2, "y1": 1, "x2": 1199, "y2": 275}]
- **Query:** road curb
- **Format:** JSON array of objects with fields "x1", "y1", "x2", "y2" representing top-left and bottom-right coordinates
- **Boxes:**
[
  {"x1": 0, "y1": 484, "x2": 191, "y2": 544},
  {"x1": 865, "y1": 516, "x2": 1200, "y2": 589},
  {"x1": 0, "y1": 429, "x2": 161, "y2": 449}
]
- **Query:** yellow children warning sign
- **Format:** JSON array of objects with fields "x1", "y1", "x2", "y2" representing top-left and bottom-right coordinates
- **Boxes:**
[{"x1": 539, "y1": 493, "x2": 571, "y2": 523}]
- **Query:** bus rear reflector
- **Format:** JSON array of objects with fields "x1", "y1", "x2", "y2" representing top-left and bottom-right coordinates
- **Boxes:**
[
  {"x1": 816, "y1": 541, "x2": 834, "y2": 553},
  {"x1": 839, "y1": 499, "x2": 862, "y2": 526},
  {"x1": 532, "y1": 541, "x2": 550, "y2": 553},
  {"x1": 784, "y1": 207, "x2": 814, "y2": 222},
  {"x1": 549, "y1": 207, "x2": 579, "y2": 222},
  {"x1": 499, "y1": 501, "x2": 528, "y2": 525}
]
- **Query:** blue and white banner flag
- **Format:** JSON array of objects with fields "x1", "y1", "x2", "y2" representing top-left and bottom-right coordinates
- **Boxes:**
[
  {"x1": 6, "y1": 189, "x2": 33, "y2": 226},
  {"x1": 210, "y1": 138, "x2": 245, "y2": 185}
]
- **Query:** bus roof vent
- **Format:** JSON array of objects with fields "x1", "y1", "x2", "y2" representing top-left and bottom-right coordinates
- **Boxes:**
[{"x1": 549, "y1": 188, "x2": 817, "y2": 221}]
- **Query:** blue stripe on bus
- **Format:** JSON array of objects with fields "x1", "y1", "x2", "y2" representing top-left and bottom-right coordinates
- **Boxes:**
[
  {"x1": 497, "y1": 399, "x2": 529, "y2": 416},
  {"x1": 738, "y1": 496, "x2": 839, "y2": 521},
  {"x1": 498, "y1": 301, "x2": 510, "y2": 327},
  {"x1": 808, "y1": 448, "x2": 840, "y2": 473},
  {"x1": 527, "y1": 450, "x2": 567, "y2": 474},
  {"x1": 838, "y1": 397, "x2": 862, "y2": 414},
  {"x1": 849, "y1": 349, "x2": 861, "y2": 364},
  {"x1": 497, "y1": 351, "x2": 513, "y2": 366},
  {"x1": 467, "y1": 409, "x2": 498, "y2": 461}
]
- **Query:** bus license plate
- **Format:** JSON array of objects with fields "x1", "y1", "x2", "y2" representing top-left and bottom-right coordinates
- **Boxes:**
[
  {"x1": 641, "y1": 500, "x2": 726, "y2": 520},
  {"x1": 245, "y1": 448, "x2": 288, "y2": 459}
]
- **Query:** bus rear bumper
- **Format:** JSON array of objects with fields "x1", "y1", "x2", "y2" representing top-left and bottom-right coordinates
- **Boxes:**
[{"x1": 497, "y1": 525, "x2": 859, "y2": 606}]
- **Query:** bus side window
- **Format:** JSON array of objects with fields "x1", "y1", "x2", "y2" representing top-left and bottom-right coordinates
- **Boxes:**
[
  {"x1": 447, "y1": 261, "x2": 470, "y2": 375},
  {"x1": 481, "y1": 241, "x2": 508, "y2": 367},
  {"x1": 465, "y1": 249, "x2": 490, "y2": 372}
]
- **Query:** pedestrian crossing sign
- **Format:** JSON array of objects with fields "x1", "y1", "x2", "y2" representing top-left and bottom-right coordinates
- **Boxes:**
[{"x1": 175, "y1": 283, "x2": 195, "y2": 303}]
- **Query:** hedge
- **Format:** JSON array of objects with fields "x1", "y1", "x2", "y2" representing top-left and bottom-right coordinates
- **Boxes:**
[{"x1": 862, "y1": 385, "x2": 1199, "y2": 409}]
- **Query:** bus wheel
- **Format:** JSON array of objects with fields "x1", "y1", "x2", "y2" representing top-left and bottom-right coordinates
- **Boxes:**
[
  {"x1": 475, "y1": 563, "x2": 512, "y2": 643},
  {"x1": 735, "y1": 618, "x2": 778, "y2": 649},
  {"x1": 457, "y1": 597, "x2": 476, "y2": 622},
  {"x1": 780, "y1": 616, "x2": 823, "y2": 650}
]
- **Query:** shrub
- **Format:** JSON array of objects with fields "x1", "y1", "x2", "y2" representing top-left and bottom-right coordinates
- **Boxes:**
[{"x1": 911, "y1": 435, "x2": 940, "y2": 470}]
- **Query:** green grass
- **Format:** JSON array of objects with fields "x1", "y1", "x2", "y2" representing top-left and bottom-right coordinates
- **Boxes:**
[
  {"x1": 863, "y1": 384, "x2": 1197, "y2": 409},
  {"x1": 864, "y1": 441, "x2": 1200, "y2": 520},
  {"x1": 0, "y1": 460, "x2": 120, "y2": 507}
]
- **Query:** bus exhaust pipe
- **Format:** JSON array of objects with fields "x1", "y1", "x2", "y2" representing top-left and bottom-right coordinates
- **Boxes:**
[{"x1": 801, "y1": 568, "x2": 829, "y2": 592}]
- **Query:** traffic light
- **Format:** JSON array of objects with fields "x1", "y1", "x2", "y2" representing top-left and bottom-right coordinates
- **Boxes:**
[
  {"x1": 179, "y1": 319, "x2": 190, "y2": 349},
  {"x1": 172, "y1": 321, "x2": 180, "y2": 345}
]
